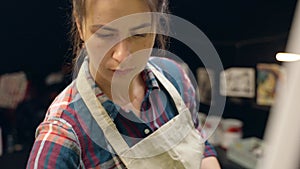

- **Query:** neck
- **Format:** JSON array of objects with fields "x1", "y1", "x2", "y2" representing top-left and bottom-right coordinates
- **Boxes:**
[
  {"x1": 107, "y1": 74, "x2": 145, "y2": 116},
  {"x1": 95, "y1": 73, "x2": 145, "y2": 104},
  {"x1": 128, "y1": 74, "x2": 145, "y2": 101}
]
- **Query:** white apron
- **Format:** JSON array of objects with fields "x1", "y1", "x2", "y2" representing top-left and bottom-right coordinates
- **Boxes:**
[{"x1": 76, "y1": 63, "x2": 204, "y2": 169}]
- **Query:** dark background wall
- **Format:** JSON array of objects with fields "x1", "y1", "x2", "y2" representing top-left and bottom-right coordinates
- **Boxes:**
[
  {"x1": 0, "y1": 0, "x2": 71, "y2": 81},
  {"x1": 0, "y1": 0, "x2": 297, "y2": 73},
  {"x1": 0, "y1": 0, "x2": 298, "y2": 138}
]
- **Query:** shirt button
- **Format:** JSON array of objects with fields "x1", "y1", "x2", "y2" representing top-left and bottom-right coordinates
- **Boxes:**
[{"x1": 144, "y1": 128, "x2": 150, "y2": 135}]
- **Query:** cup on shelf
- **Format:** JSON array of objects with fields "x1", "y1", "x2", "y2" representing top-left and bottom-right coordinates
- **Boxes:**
[{"x1": 220, "y1": 118, "x2": 243, "y2": 149}]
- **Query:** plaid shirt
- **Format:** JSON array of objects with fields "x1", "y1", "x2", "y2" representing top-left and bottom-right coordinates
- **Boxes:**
[{"x1": 26, "y1": 57, "x2": 216, "y2": 169}]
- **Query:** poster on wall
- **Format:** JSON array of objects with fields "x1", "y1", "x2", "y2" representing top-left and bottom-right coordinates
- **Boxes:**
[
  {"x1": 256, "y1": 63, "x2": 282, "y2": 106},
  {"x1": 220, "y1": 67, "x2": 255, "y2": 98},
  {"x1": 0, "y1": 72, "x2": 28, "y2": 109},
  {"x1": 197, "y1": 67, "x2": 214, "y2": 105}
]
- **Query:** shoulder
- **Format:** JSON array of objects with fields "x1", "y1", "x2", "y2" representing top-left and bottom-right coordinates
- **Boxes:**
[
  {"x1": 149, "y1": 57, "x2": 185, "y2": 76},
  {"x1": 45, "y1": 82, "x2": 75, "y2": 117},
  {"x1": 36, "y1": 80, "x2": 86, "y2": 145},
  {"x1": 148, "y1": 56, "x2": 189, "y2": 94},
  {"x1": 148, "y1": 57, "x2": 198, "y2": 114},
  {"x1": 43, "y1": 81, "x2": 85, "y2": 129}
]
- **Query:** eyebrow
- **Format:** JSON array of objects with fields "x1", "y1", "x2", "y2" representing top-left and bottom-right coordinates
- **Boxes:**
[
  {"x1": 90, "y1": 22, "x2": 152, "y2": 32},
  {"x1": 90, "y1": 24, "x2": 118, "y2": 32},
  {"x1": 130, "y1": 23, "x2": 152, "y2": 31}
]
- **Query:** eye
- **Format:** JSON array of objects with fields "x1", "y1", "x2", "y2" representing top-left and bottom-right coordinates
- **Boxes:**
[
  {"x1": 132, "y1": 33, "x2": 148, "y2": 38},
  {"x1": 95, "y1": 33, "x2": 115, "y2": 39}
]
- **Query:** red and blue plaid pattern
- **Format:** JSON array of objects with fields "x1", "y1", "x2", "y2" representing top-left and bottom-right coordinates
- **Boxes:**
[{"x1": 26, "y1": 57, "x2": 216, "y2": 169}]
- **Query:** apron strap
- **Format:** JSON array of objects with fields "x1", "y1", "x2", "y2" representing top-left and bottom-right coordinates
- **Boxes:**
[
  {"x1": 147, "y1": 63, "x2": 188, "y2": 114},
  {"x1": 76, "y1": 65, "x2": 130, "y2": 157}
]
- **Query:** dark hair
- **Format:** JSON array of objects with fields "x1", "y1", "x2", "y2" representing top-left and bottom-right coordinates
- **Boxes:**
[{"x1": 69, "y1": 0, "x2": 170, "y2": 75}]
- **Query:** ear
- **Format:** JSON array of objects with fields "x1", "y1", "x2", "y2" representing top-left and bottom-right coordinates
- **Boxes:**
[{"x1": 75, "y1": 16, "x2": 84, "y2": 41}]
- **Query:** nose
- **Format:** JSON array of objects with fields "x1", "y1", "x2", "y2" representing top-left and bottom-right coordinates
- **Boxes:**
[{"x1": 112, "y1": 39, "x2": 131, "y2": 63}]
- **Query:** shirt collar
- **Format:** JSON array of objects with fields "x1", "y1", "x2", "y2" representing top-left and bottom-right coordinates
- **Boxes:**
[{"x1": 141, "y1": 64, "x2": 160, "y2": 91}]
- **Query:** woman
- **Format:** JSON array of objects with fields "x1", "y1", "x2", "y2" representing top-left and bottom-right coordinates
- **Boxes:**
[{"x1": 27, "y1": 0, "x2": 221, "y2": 168}]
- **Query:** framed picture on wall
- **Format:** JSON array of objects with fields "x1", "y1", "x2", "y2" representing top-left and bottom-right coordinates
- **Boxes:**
[
  {"x1": 220, "y1": 67, "x2": 255, "y2": 98},
  {"x1": 256, "y1": 63, "x2": 282, "y2": 106},
  {"x1": 0, "y1": 72, "x2": 28, "y2": 109}
]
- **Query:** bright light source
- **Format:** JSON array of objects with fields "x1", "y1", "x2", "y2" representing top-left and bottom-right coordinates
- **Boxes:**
[{"x1": 275, "y1": 52, "x2": 300, "y2": 62}]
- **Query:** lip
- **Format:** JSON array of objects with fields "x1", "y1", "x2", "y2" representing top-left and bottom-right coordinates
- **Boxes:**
[{"x1": 112, "y1": 68, "x2": 135, "y2": 76}]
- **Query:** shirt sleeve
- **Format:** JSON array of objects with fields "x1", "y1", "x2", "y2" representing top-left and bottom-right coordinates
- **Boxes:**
[
  {"x1": 26, "y1": 119, "x2": 81, "y2": 169},
  {"x1": 203, "y1": 140, "x2": 218, "y2": 157}
]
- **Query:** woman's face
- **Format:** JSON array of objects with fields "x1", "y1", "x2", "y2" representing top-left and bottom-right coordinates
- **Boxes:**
[{"x1": 78, "y1": 0, "x2": 155, "y2": 85}]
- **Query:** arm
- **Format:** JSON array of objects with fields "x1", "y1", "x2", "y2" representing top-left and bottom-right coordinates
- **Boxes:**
[
  {"x1": 26, "y1": 120, "x2": 81, "y2": 169},
  {"x1": 200, "y1": 141, "x2": 221, "y2": 169},
  {"x1": 201, "y1": 156, "x2": 221, "y2": 169}
]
